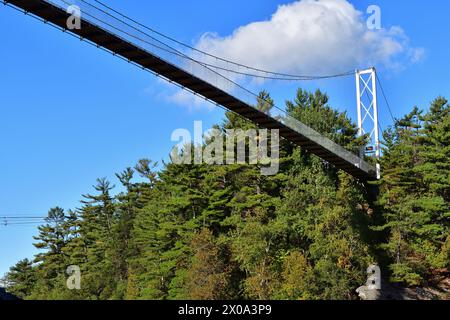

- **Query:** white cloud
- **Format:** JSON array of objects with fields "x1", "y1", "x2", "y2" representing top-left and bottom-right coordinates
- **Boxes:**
[
  {"x1": 195, "y1": 0, "x2": 423, "y2": 75},
  {"x1": 166, "y1": 89, "x2": 214, "y2": 111},
  {"x1": 155, "y1": 79, "x2": 214, "y2": 112},
  {"x1": 409, "y1": 47, "x2": 426, "y2": 64},
  {"x1": 158, "y1": 0, "x2": 423, "y2": 111}
]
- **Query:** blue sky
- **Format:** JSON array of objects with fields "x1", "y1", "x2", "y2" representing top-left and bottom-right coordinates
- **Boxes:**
[{"x1": 0, "y1": 0, "x2": 449, "y2": 277}]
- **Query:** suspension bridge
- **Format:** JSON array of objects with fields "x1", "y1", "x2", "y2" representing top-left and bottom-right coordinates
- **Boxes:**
[{"x1": 3, "y1": 0, "x2": 381, "y2": 181}]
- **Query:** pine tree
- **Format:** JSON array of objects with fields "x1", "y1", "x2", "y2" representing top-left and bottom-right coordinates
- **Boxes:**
[
  {"x1": 376, "y1": 100, "x2": 450, "y2": 285},
  {"x1": 78, "y1": 178, "x2": 118, "y2": 298},
  {"x1": 3, "y1": 259, "x2": 36, "y2": 299},
  {"x1": 31, "y1": 207, "x2": 70, "y2": 295},
  {"x1": 7, "y1": 89, "x2": 447, "y2": 301},
  {"x1": 286, "y1": 89, "x2": 367, "y2": 155},
  {"x1": 186, "y1": 229, "x2": 229, "y2": 299}
]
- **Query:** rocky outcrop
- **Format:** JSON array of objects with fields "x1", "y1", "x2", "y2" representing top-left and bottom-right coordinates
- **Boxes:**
[{"x1": 357, "y1": 276, "x2": 450, "y2": 300}]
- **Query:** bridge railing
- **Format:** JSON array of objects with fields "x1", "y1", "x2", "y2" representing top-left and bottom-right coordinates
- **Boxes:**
[{"x1": 44, "y1": 0, "x2": 368, "y2": 164}]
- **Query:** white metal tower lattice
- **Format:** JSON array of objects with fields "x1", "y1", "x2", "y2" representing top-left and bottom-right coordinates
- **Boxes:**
[
  {"x1": 356, "y1": 67, "x2": 380, "y2": 158},
  {"x1": 356, "y1": 67, "x2": 381, "y2": 179}
]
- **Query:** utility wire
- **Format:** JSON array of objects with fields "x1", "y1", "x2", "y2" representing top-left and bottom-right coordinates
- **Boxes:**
[
  {"x1": 1, "y1": 218, "x2": 46, "y2": 226},
  {"x1": 1, "y1": 216, "x2": 47, "y2": 219},
  {"x1": 1, "y1": 224, "x2": 42, "y2": 226},
  {"x1": 0, "y1": 215, "x2": 64, "y2": 227},
  {"x1": 1, "y1": 222, "x2": 44, "y2": 225},
  {"x1": 1, "y1": 216, "x2": 47, "y2": 225}
]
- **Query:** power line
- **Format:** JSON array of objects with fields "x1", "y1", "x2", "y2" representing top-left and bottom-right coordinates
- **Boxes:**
[
  {"x1": 0, "y1": 215, "x2": 62, "y2": 227},
  {"x1": 1, "y1": 216, "x2": 47, "y2": 224},
  {"x1": 1, "y1": 216, "x2": 47, "y2": 219},
  {"x1": 0, "y1": 223, "x2": 44, "y2": 228},
  {"x1": 1, "y1": 222, "x2": 44, "y2": 225},
  {"x1": 0, "y1": 219, "x2": 46, "y2": 226}
]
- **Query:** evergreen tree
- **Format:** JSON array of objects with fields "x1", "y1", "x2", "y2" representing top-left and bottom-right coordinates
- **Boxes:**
[
  {"x1": 6, "y1": 89, "x2": 448, "y2": 301},
  {"x1": 186, "y1": 229, "x2": 229, "y2": 299},
  {"x1": 376, "y1": 99, "x2": 450, "y2": 285},
  {"x1": 79, "y1": 178, "x2": 118, "y2": 298},
  {"x1": 3, "y1": 259, "x2": 36, "y2": 299}
]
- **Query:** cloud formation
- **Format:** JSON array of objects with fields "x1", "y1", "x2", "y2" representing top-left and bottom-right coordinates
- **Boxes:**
[
  {"x1": 155, "y1": 80, "x2": 214, "y2": 112},
  {"x1": 165, "y1": 89, "x2": 214, "y2": 112},
  {"x1": 195, "y1": 0, "x2": 423, "y2": 75}
]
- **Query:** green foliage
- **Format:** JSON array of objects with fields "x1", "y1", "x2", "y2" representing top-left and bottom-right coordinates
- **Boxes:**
[
  {"x1": 3, "y1": 90, "x2": 448, "y2": 300},
  {"x1": 185, "y1": 229, "x2": 229, "y2": 299},
  {"x1": 376, "y1": 97, "x2": 450, "y2": 285},
  {"x1": 2, "y1": 259, "x2": 36, "y2": 299}
]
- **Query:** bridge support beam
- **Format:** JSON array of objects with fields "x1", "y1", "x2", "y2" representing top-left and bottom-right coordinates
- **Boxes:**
[{"x1": 356, "y1": 68, "x2": 380, "y2": 159}]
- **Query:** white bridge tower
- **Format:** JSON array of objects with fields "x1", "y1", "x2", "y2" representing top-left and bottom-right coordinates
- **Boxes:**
[
  {"x1": 356, "y1": 67, "x2": 381, "y2": 179},
  {"x1": 356, "y1": 67, "x2": 381, "y2": 159}
]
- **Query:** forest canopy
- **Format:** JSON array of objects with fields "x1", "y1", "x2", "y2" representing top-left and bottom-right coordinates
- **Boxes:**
[{"x1": 2, "y1": 89, "x2": 449, "y2": 300}]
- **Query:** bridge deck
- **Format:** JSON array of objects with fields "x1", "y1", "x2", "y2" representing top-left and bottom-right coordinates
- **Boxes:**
[{"x1": 4, "y1": 0, "x2": 378, "y2": 181}]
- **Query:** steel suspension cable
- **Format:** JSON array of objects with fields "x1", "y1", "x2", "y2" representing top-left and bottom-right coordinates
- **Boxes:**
[{"x1": 85, "y1": 0, "x2": 356, "y2": 80}]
